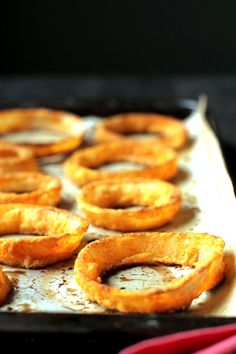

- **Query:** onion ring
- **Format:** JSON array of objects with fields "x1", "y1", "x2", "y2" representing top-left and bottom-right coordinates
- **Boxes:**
[
  {"x1": 0, "y1": 172, "x2": 61, "y2": 206},
  {"x1": 64, "y1": 140, "x2": 177, "y2": 186},
  {"x1": 0, "y1": 204, "x2": 89, "y2": 268},
  {"x1": 95, "y1": 113, "x2": 188, "y2": 149},
  {"x1": 74, "y1": 232, "x2": 225, "y2": 313},
  {"x1": 0, "y1": 108, "x2": 85, "y2": 157},
  {"x1": 0, "y1": 141, "x2": 38, "y2": 173},
  {"x1": 77, "y1": 178, "x2": 181, "y2": 231},
  {"x1": 0, "y1": 267, "x2": 11, "y2": 305}
]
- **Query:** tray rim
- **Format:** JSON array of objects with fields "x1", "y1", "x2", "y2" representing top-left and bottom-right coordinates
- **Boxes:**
[{"x1": 0, "y1": 312, "x2": 236, "y2": 334}]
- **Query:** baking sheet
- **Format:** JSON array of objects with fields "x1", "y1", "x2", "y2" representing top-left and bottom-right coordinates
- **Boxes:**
[{"x1": 0, "y1": 98, "x2": 235, "y2": 317}]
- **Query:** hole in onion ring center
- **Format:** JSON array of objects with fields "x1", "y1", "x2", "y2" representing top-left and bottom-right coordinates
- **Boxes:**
[
  {"x1": 0, "y1": 234, "x2": 48, "y2": 239},
  {"x1": 98, "y1": 161, "x2": 145, "y2": 172},
  {"x1": 1, "y1": 129, "x2": 69, "y2": 145},
  {"x1": 103, "y1": 264, "x2": 193, "y2": 291}
]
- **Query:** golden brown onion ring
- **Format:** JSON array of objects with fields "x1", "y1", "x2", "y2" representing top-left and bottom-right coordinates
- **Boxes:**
[
  {"x1": 0, "y1": 172, "x2": 61, "y2": 206},
  {"x1": 0, "y1": 204, "x2": 89, "y2": 268},
  {"x1": 95, "y1": 113, "x2": 188, "y2": 149},
  {"x1": 0, "y1": 267, "x2": 11, "y2": 305},
  {"x1": 0, "y1": 108, "x2": 85, "y2": 157},
  {"x1": 64, "y1": 140, "x2": 177, "y2": 186},
  {"x1": 77, "y1": 178, "x2": 181, "y2": 231},
  {"x1": 74, "y1": 232, "x2": 225, "y2": 313},
  {"x1": 0, "y1": 141, "x2": 38, "y2": 173}
]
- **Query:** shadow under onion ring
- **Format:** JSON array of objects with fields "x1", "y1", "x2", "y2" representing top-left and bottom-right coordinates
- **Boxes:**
[
  {"x1": 74, "y1": 232, "x2": 225, "y2": 313},
  {"x1": 0, "y1": 204, "x2": 89, "y2": 268}
]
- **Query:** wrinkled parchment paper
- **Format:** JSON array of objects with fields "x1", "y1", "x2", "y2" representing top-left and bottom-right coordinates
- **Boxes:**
[{"x1": 1, "y1": 98, "x2": 235, "y2": 316}]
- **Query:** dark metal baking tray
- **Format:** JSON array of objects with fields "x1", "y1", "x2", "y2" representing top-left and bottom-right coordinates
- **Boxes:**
[{"x1": 0, "y1": 96, "x2": 235, "y2": 351}]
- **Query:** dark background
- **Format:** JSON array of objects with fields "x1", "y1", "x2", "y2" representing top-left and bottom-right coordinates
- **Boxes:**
[
  {"x1": 1, "y1": 0, "x2": 236, "y2": 181},
  {"x1": 1, "y1": 1, "x2": 236, "y2": 148},
  {"x1": 1, "y1": 0, "x2": 236, "y2": 75}
]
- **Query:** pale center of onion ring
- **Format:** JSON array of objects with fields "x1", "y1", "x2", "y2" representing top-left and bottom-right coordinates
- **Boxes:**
[
  {"x1": 98, "y1": 161, "x2": 145, "y2": 172},
  {"x1": 0, "y1": 234, "x2": 46, "y2": 239},
  {"x1": 2, "y1": 128, "x2": 69, "y2": 144},
  {"x1": 103, "y1": 264, "x2": 193, "y2": 291}
]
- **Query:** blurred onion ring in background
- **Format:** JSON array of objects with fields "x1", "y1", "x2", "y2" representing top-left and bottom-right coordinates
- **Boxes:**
[
  {"x1": 0, "y1": 204, "x2": 89, "y2": 268},
  {"x1": 77, "y1": 178, "x2": 181, "y2": 231},
  {"x1": 64, "y1": 140, "x2": 178, "y2": 186},
  {"x1": 0, "y1": 267, "x2": 11, "y2": 305},
  {"x1": 0, "y1": 141, "x2": 38, "y2": 173},
  {"x1": 0, "y1": 108, "x2": 85, "y2": 157},
  {"x1": 0, "y1": 172, "x2": 61, "y2": 206},
  {"x1": 74, "y1": 232, "x2": 225, "y2": 313},
  {"x1": 95, "y1": 113, "x2": 188, "y2": 149}
]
